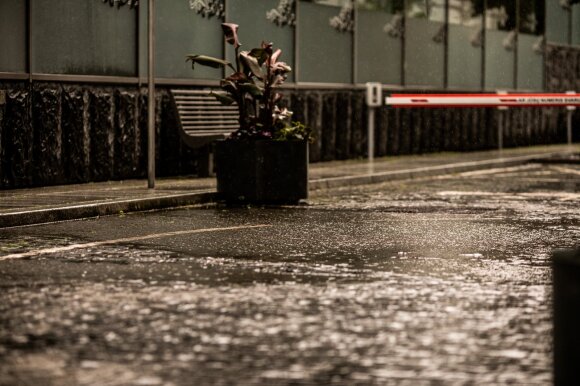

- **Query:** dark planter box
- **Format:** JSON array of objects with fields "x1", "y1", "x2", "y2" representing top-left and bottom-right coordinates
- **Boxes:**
[
  {"x1": 214, "y1": 140, "x2": 309, "y2": 204},
  {"x1": 553, "y1": 247, "x2": 580, "y2": 386}
]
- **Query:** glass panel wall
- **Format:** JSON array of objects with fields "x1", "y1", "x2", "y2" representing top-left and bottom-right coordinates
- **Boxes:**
[
  {"x1": 226, "y1": 0, "x2": 295, "y2": 82},
  {"x1": 484, "y1": 0, "x2": 516, "y2": 89},
  {"x1": 355, "y1": 0, "x2": 404, "y2": 84},
  {"x1": 154, "y1": 0, "x2": 223, "y2": 80},
  {"x1": 405, "y1": 0, "x2": 446, "y2": 87},
  {"x1": 298, "y1": 0, "x2": 354, "y2": 83},
  {"x1": 573, "y1": 3, "x2": 580, "y2": 46},
  {"x1": 517, "y1": 0, "x2": 544, "y2": 90},
  {"x1": 447, "y1": 0, "x2": 484, "y2": 89},
  {"x1": 0, "y1": 0, "x2": 26, "y2": 73},
  {"x1": 545, "y1": 0, "x2": 569, "y2": 44},
  {"x1": 32, "y1": 0, "x2": 137, "y2": 76}
]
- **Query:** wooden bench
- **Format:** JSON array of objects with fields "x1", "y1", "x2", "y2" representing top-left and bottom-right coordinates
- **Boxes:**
[{"x1": 170, "y1": 89, "x2": 239, "y2": 176}]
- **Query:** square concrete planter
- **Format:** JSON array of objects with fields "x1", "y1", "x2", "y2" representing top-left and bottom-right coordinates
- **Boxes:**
[{"x1": 214, "y1": 140, "x2": 308, "y2": 204}]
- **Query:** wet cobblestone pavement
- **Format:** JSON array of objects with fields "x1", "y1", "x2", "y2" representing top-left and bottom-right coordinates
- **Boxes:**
[{"x1": 0, "y1": 163, "x2": 578, "y2": 385}]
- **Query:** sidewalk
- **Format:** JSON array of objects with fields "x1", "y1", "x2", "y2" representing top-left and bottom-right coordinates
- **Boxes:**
[{"x1": 1, "y1": 144, "x2": 577, "y2": 228}]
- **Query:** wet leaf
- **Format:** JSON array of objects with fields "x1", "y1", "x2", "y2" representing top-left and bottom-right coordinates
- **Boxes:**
[
  {"x1": 186, "y1": 55, "x2": 235, "y2": 72},
  {"x1": 239, "y1": 83, "x2": 264, "y2": 98},
  {"x1": 240, "y1": 51, "x2": 264, "y2": 80},
  {"x1": 221, "y1": 23, "x2": 241, "y2": 49},
  {"x1": 210, "y1": 92, "x2": 236, "y2": 106},
  {"x1": 248, "y1": 48, "x2": 269, "y2": 66}
]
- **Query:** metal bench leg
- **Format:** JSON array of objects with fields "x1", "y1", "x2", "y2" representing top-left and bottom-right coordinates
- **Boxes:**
[{"x1": 198, "y1": 146, "x2": 215, "y2": 177}]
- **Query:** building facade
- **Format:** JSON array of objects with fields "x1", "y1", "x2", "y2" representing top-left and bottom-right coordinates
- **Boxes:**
[{"x1": 0, "y1": 0, "x2": 579, "y2": 188}]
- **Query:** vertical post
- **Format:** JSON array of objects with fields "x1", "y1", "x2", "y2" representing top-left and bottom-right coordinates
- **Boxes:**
[
  {"x1": 367, "y1": 108, "x2": 375, "y2": 162},
  {"x1": 443, "y1": 0, "x2": 449, "y2": 89},
  {"x1": 553, "y1": 248, "x2": 580, "y2": 385},
  {"x1": 566, "y1": 91, "x2": 576, "y2": 147},
  {"x1": 497, "y1": 90, "x2": 508, "y2": 152},
  {"x1": 294, "y1": 0, "x2": 300, "y2": 83},
  {"x1": 147, "y1": 0, "x2": 156, "y2": 189},
  {"x1": 26, "y1": 0, "x2": 32, "y2": 83},
  {"x1": 498, "y1": 113, "x2": 504, "y2": 151},
  {"x1": 365, "y1": 83, "x2": 383, "y2": 162},
  {"x1": 568, "y1": 111, "x2": 573, "y2": 146},
  {"x1": 352, "y1": 1, "x2": 358, "y2": 85},
  {"x1": 514, "y1": 0, "x2": 519, "y2": 90},
  {"x1": 481, "y1": 3, "x2": 486, "y2": 90}
]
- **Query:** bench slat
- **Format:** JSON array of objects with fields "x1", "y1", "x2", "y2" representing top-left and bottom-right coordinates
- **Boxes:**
[
  {"x1": 177, "y1": 108, "x2": 236, "y2": 112},
  {"x1": 186, "y1": 130, "x2": 232, "y2": 137},
  {"x1": 171, "y1": 89, "x2": 240, "y2": 152},
  {"x1": 174, "y1": 96, "x2": 229, "y2": 101},
  {"x1": 176, "y1": 102, "x2": 223, "y2": 107},
  {"x1": 183, "y1": 120, "x2": 238, "y2": 125},
  {"x1": 173, "y1": 89, "x2": 224, "y2": 95},
  {"x1": 183, "y1": 126, "x2": 240, "y2": 135},
  {"x1": 176, "y1": 103, "x2": 236, "y2": 109},
  {"x1": 184, "y1": 132, "x2": 236, "y2": 136},
  {"x1": 183, "y1": 123, "x2": 239, "y2": 128},
  {"x1": 179, "y1": 113, "x2": 238, "y2": 117},
  {"x1": 179, "y1": 113, "x2": 238, "y2": 118},
  {"x1": 181, "y1": 115, "x2": 238, "y2": 122},
  {"x1": 175, "y1": 99, "x2": 224, "y2": 106}
]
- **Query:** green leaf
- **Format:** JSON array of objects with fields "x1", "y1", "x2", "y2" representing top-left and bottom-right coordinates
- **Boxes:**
[
  {"x1": 270, "y1": 49, "x2": 282, "y2": 64},
  {"x1": 221, "y1": 23, "x2": 241, "y2": 49},
  {"x1": 209, "y1": 92, "x2": 236, "y2": 106},
  {"x1": 240, "y1": 51, "x2": 264, "y2": 80},
  {"x1": 248, "y1": 48, "x2": 269, "y2": 66},
  {"x1": 219, "y1": 80, "x2": 238, "y2": 96},
  {"x1": 272, "y1": 61, "x2": 292, "y2": 74},
  {"x1": 271, "y1": 74, "x2": 286, "y2": 87},
  {"x1": 186, "y1": 55, "x2": 235, "y2": 71},
  {"x1": 226, "y1": 72, "x2": 249, "y2": 83},
  {"x1": 239, "y1": 83, "x2": 264, "y2": 98}
]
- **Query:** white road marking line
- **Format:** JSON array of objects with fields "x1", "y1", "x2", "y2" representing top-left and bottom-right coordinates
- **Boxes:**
[
  {"x1": 0, "y1": 224, "x2": 271, "y2": 262},
  {"x1": 453, "y1": 164, "x2": 540, "y2": 177},
  {"x1": 549, "y1": 165, "x2": 580, "y2": 177}
]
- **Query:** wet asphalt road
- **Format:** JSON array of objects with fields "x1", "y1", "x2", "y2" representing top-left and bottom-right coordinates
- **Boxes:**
[{"x1": 0, "y1": 163, "x2": 579, "y2": 385}]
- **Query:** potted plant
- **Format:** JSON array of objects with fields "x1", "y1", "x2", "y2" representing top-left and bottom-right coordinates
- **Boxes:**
[{"x1": 187, "y1": 23, "x2": 313, "y2": 204}]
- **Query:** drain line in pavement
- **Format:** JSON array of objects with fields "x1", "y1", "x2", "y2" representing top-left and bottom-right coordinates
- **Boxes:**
[{"x1": 0, "y1": 224, "x2": 271, "y2": 261}]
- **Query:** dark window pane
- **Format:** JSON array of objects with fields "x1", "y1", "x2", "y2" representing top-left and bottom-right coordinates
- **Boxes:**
[
  {"x1": 546, "y1": 0, "x2": 569, "y2": 43},
  {"x1": 226, "y1": 0, "x2": 295, "y2": 82},
  {"x1": 298, "y1": 0, "x2": 354, "y2": 83},
  {"x1": 356, "y1": 0, "x2": 404, "y2": 13},
  {"x1": 154, "y1": 1, "x2": 223, "y2": 80},
  {"x1": 485, "y1": 0, "x2": 516, "y2": 31},
  {"x1": 448, "y1": 1, "x2": 484, "y2": 89},
  {"x1": 448, "y1": 0, "x2": 484, "y2": 26},
  {"x1": 356, "y1": 0, "x2": 403, "y2": 84},
  {"x1": 519, "y1": 0, "x2": 545, "y2": 35},
  {"x1": 484, "y1": 0, "x2": 516, "y2": 89},
  {"x1": 301, "y1": 0, "x2": 349, "y2": 6},
  {"x1": 33, "y1": 0, "x2": 137, "y2": 76},
  {"x1": 0, "y1": 0, "x2": 26, "y2": 73},
  {"x1": 574, "y1": 4, "x2": 580, "y2": 46},
  {"x1": 517, "y1": 34, "x2": 544, "y2": 90},
  {"x1": 406, "y1": 0, "x2": 445, "y2": 22}
]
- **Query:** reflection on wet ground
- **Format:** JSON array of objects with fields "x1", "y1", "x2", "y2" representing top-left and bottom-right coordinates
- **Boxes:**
[{"x1": 0, "y1": 164, "x2": 578, "y2": 385}]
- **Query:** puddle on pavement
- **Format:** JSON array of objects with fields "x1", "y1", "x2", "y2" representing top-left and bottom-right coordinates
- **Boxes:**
[
  {"x1": 0, "y1": 276, "x2": 552, "y2": 385},
  {"x1": 0, "y1": 234, "x2": 73, "y2": 255},
  {"x1": 0, "y1": 164, "x2": 577, "y2": 385}
]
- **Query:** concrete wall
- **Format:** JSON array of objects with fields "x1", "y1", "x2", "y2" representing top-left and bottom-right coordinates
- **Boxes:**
[{"x1": 0, "y1": 84, "x2": 197, "y2": 189}]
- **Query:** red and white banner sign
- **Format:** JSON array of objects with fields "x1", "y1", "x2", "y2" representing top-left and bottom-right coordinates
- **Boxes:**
[{"x1": 385, "y1": 93, "x2": 580, "y2": 108}]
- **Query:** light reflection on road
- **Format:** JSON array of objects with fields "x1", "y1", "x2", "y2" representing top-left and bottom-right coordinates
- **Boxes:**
[{"x1": 0, "y1": 164, "x2": 577, "y2": 385}]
